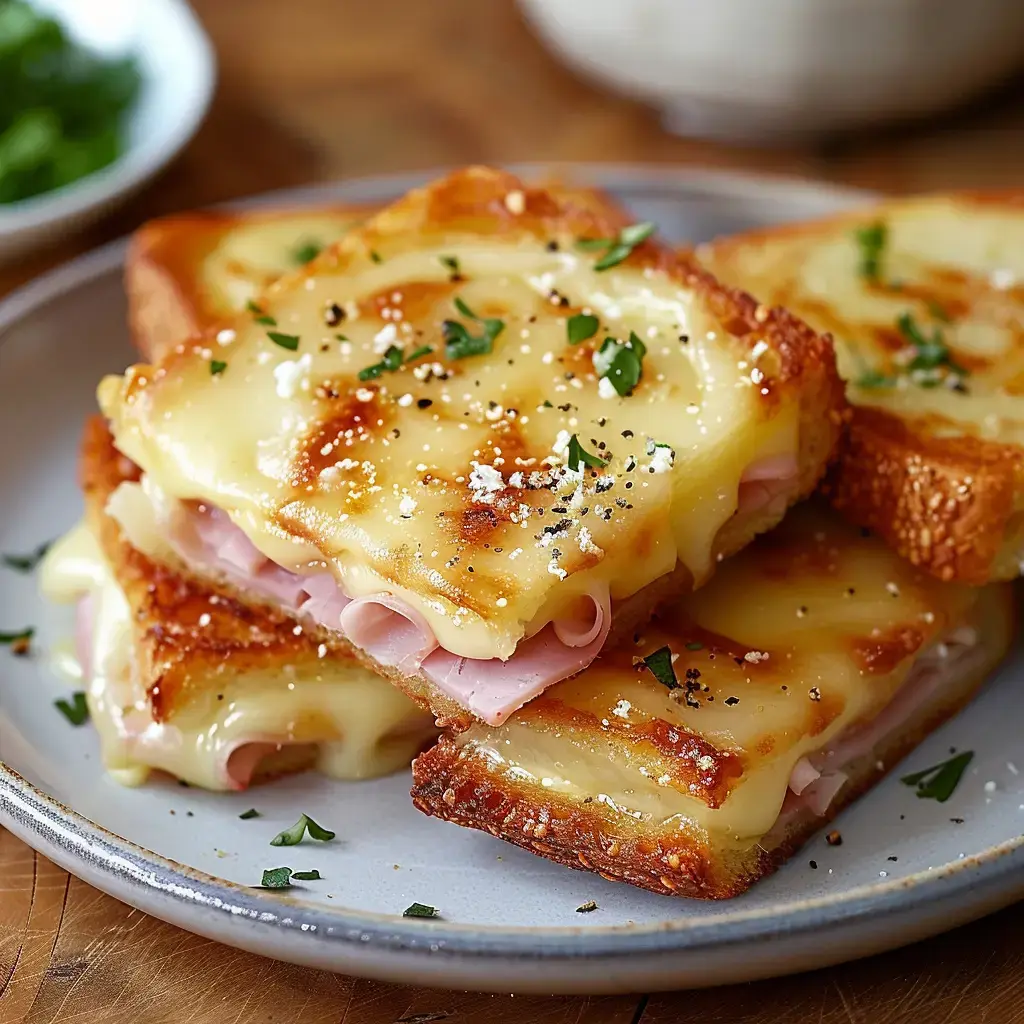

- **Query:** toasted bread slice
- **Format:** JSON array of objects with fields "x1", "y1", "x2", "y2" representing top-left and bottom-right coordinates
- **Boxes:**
[
  {"x1": 701, "y1": 193, "x2": 1024, "y2": 584},
  {"x1": 125, "y1": 185, "x2": 622, "y2": 363},
  {"x1": 100, "y1": 166, "x2": 845, "y2": 731},
  {"x1": 412, "y1": 503, "x2": 1015, "y2": 899},
  {"x1": 126, "y1": 205, "x2": 374, "y2": 363},
  {"x1": 39, "y1": 417, "x2": 437, "y2": 791}
]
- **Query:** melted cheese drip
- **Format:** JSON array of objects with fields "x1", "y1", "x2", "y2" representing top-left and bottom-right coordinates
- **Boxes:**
[
  {"x1": 41, "y1": 525, "x2": 436, "y2": 790},
  {"x1": 454, "y1": 508, "x2": 987, "y2": 847},
  {"x1": 101, "y1": 239, "x2": 799, "y2": 661}
]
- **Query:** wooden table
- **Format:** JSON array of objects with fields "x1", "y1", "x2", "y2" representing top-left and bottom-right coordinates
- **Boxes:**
[{"x1": 1, "y1": 2, "x2": 1022, "y2": 1021}]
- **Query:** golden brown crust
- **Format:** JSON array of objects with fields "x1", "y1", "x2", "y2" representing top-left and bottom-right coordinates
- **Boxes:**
[
  {"x1": 125, "y1": 204, "x2": 375, "y2": 362},
  {"x1": 112, "y1": 167, "x2": 846, "y2": 729},
  {"x1": 824, "y1": 407, "x2": 1023, "y2": 584},
  {"x1": 412, "y1": 587, "x2": 1014, "y2": 899},
  {"x1": 79, "y1": 416, "x2": 359, "y2": 723},
  {"x1": 700, "y1": 192, "x2": 1024, "y2": 584}
]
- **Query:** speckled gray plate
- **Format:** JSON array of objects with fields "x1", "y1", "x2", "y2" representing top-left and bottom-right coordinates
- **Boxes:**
[{"x1": 1, "y1": 166, "x2": 1022, "y2": 995}]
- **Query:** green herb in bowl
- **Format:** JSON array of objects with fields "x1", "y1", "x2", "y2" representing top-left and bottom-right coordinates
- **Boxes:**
[{"x1": 0, "y1": 0, "x2": 141, "y2": 204}]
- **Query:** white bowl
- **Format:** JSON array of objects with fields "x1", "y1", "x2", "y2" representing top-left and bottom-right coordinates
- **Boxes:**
[
  {"x1": 0, "y1": 0, "x2": 216, "y2": 263},
  {"x1": 519, "y1": 0, "x2": 1024, "y2": 142}
]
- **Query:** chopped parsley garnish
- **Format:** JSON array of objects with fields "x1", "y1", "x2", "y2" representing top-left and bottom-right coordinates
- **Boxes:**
[
  {"x1": 855, "y1": 369, "x2": 897, "y2": 389},
  {"x1": 54, "y1": 691, "x2": 89, "y2": 726},
  {"x1": 854, "y1": 222, "x2": 887, "y2": 282},
  {"x1": 927, "y1": 300, "x2": 952, "y2": 323},
  {"x1": 267, "y1": 331, "x2": 300, "y2": 352},
  {"x1": 210, "y1": 359, "x2": 227, "y2": 376},
  {"x1": 685, "y1": 641, "x2": 704, "y2": 651},
  {"x1": 2, "y1": 541, "x2": 51, "y2": 573},
  {"x1": 576, "y1": 900, "x2": 598, "y2": 913},
  {"x1": 291, "y1": 869, "x2": 322, "y2": 880},
  {"x1": 578, "y1": 222, "x2": 656, "y2": 272},
  {"x1": 259, "y1": 867, "x2": 294, "y2": 889},
  {"x1": 896, "y1": 312, "x2": 968, "y2": 386},
  {"x1": 567, "y1": 312, "x2": 599, "y2": 345},
  {"x1": 566, "y1": 434, "x2": 608, "y2": 473},
  {"x1": 269, "y1": 813, "x2": 336, "y2": 846},
  {"x1": 292, "y1": 240, "x2": 322, "y2": 265},
  {"x1": 403, "y1": 902, "x2": 440, "y2": 918},
  {"x1": 358, "y1": 343, "x2": 433, "y2": 381},
  {"x1": 439, "y1": 255, "x2": 461, "y2": 278},
  {"x1": 246, "y1": 300, "x2": 277, "y2": 327},
  {"x1": 643, "y1": 646, "x2": 679, "y2": 690},
  {"x1": 442, "y1": 297, "x2": 504, "y2": 360},
  {"x1": 1, "y1": 626, "x2": 34, "y2": 645},
  {"x1": 594, "y1": 332, "x2": 646, "y2": 396},
  {"x1": 239, "y1": 808, "x2": 260, "y2": 820},
  {"x1": 901, "y1": 751, "x2": 973, "y2": 802},
  {"x1": 370, "y1": 250, "x2": 383, "y2": 263}
]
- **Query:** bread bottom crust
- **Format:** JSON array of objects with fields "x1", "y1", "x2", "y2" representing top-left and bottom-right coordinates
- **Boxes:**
[{"x1": 411, "y1": 587, "x2": 1014, "y2": 899}]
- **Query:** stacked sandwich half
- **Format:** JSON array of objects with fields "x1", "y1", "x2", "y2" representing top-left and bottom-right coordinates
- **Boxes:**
[{"x1": 44, "y1": 169, "x2": 1018, "y2": 898}]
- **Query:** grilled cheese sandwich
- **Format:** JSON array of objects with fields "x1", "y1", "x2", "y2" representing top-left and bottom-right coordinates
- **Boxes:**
[
  {"x1": 701, "y1": 193, "x2": 1024, "y2": 584},
  {"x1": 99, "y1": 167, "x2": 846, "y2": 729},
  {"x1": 412, "y1": 504, "x2": 1015, "y2": 898},
  {"x1": 40, "y1": 417, "x2": 437, "y2": 790}
]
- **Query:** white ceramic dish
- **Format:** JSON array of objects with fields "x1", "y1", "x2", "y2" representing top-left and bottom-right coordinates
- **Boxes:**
[
  {"x1": 519, "y1": 0, "x2": 1024, "y2": 141},
  {"x1": 0, "y1": 0, "x2": 216, "y2": 263},
  {"x1": 2, "y1": 166, "x2": 1023, "y2": 995}
]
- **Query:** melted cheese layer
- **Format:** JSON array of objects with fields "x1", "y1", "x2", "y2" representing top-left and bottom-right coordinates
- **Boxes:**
[
  {"x1": 101, "y1": 235, "x2": 800, "y2": 662},
  {"x1": 453, "y1": 507, "x2": 998, "y2": 846},
  {"x1": 41, "y1": 525, "x2": 436, "y2": 790}
]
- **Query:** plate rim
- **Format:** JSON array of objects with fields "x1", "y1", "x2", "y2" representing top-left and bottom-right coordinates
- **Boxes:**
[{"x1": 3, "y1": 163, "x2": 1020, "y2": 971}]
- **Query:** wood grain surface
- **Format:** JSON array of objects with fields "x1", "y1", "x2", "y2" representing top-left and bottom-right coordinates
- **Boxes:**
[{"x1": 1, "y1": 1, "x2": 1022, "y2": 1021}]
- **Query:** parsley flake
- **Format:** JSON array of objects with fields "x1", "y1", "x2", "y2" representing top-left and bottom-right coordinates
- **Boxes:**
[
  {"x1": 239, "y1": 808, "x2": 260, "y2": 820},
  {"x1": 567, "y1": 312, "x2": 599, "y2": 345},
  {"x1": 267, "y1": 331, "x2": 300, "y2": 352},
  {"x1": 370, "y1": 250, "x2": 383, "y2": 263},
  {"x1": 246, "y1": 300, "x2": 277, "y2": 326},
  {"x1": 292, "y1": 240, "x2": 322, "y2": 265},
  {"x1": 594, "y1": 332, "x2": 645, "y2": 396},
  {"x1": 685, "y1": 641, "x2": 704, "y2": 651},
  {"x1": 403, "y1": 902, "x2": 440, "y2": 918},
  {"x1": 439, "y1": 254, "x2": 461, "y2": 278},
  {"x1": 358, "y1": 343, "x2": 433, "y2": 381},
  {"x1": 55, "y1": 691, "x2": 89, "y2": 726},
  {"x1": 566, "y1": 434, "x2": 608, "y2": 473},
  {"x1": 643, "y1": 646, "x2": 679, "y2": 690},
  {"x1": 854, "y1": 222, "x2": 887, "y2": 282},
  {"x1": 442, "y1": 297, "x2": 504, "y2": 360},
  {"x1": 270, "y1": 813, "x2": 336, "y2": 846},
  {"x1": 2, "y1": 542, "x2": 51, "y2": 573},
  {"x1": 577, "y1": 222, "x2": 655, "y2": 272},
  {"x1": 291, "y1": 869, "x2": 322, "y2": 880},
  {"x1": 259, "y1": 867, "x2": 293, "y2": 889},
  {"x1": 210, "y1": 359, "x2": 227, "y2": 376},
  {"x1": 901, "y1": 751, "x2": 973, "y2": 802},
  {"x1": 1, "y1": 626, "x2": 34, "y2": 646},
  {"x1": 896, "y1": 312, "x2": 968, "y2": 386}
]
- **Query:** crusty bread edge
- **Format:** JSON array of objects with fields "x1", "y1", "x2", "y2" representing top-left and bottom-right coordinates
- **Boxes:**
[{"x1": 410, "y1": 585, "x2": 1015, "y2": 899}]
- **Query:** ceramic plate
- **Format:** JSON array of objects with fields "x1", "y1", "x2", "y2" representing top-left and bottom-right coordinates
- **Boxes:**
[{"x1": 1, "y1": 167, "x2": 1022, "y2": 995}]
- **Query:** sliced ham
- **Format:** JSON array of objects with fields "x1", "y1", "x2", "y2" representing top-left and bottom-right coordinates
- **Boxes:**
[
  {"x1": 420, "y1": 591, "x2": 612, "y2": 725},
  {"x1": 736, "y1": 453, "x2": 800, "y2": 518},
  {"x1": 340, "y1": 594, "x2": 439, "y2": 674},
  {"x1": 143, "y1": 493, "x2": 615, "y2": 722},
  {"x1": 781, "y1": 627, "x2": 982, "y2": 820}
]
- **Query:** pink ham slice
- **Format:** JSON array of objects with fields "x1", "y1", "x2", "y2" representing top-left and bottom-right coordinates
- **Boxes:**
[
  {"x1": 146, "y1": 451, "x2": 794, "y2": 725},
  {"x1": 158, "y1": 500, "x2": 613, "y2": 723},
  {"x1": 736, "y1": 454, "x2": 800, "y2": 519},
  {"x1": 779, "y1": 628, "x2": 982, "y2": 823}
]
